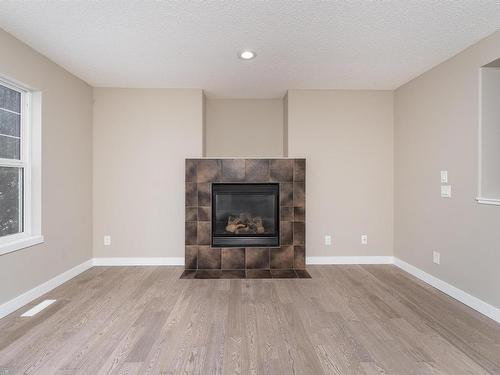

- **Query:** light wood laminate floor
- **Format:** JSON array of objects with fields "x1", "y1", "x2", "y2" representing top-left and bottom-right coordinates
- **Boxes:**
[{"x1": 1, "y1": 265, "x2": 499, "y2": 374}]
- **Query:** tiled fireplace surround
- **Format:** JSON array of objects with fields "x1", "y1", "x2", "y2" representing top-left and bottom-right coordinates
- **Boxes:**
[{"x1": 185, "y1": 158, "x2": 306, "y2": 271}]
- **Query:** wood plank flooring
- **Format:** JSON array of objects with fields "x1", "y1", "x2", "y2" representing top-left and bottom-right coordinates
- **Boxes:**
[{"x1": 0, "y1": 265, "x2": 499, "y2": 374}]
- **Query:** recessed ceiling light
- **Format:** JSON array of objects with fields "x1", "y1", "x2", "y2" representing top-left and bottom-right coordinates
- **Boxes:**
[{"x1": 239, "y1": 50, "x2": 256, "y2": 60}]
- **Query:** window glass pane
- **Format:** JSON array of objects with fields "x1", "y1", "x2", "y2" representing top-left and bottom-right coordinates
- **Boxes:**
[
  {"x1": 0, "y1": 134, "x2": 21, "y2": 159},
  {"x1": 0, "y1": 166, "x2": 23, "y2": 237},
  {"x1": 0, "y1": 85, "x2": 21, "y2": 114},
  {"x1": 0, "y1": 109, "x2": 21, "y2": 137}
]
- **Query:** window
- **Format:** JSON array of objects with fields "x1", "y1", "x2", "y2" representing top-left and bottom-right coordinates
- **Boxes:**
[
  {"x1": 477, "y1": 58, "x2": 500, "y2": 206},
  {"x1": 0, "y1": 78, "x2": 42, "y2": 254}
]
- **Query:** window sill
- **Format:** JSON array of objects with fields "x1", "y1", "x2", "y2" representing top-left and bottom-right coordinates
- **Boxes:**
[
  {"x1": 0, "y1": 235, "x2": 44, "y2": 256},
  {"x1": 476, "y1": 197, "x2": 500, "y2": 206}
]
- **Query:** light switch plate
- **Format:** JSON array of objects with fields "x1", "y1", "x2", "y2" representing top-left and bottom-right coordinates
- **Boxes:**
[
  {"x1": 440, "y1": 171, "x2": 448, "y2": 183},
  {"x1": 441, "y1": 185, "x2": 451, "y2": 198}
]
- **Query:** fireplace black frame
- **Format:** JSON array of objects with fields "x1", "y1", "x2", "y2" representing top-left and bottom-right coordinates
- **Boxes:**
[{"x1": 211, "y1": 183, "x2": 280, "y2": 248}]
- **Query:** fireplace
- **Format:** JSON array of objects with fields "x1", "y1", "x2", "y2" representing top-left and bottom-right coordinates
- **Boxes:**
[
  {"x1": 212, "y1": 183, "x2": 280, "y2": 247},
  {"x1": 184, "y1": 158, "x2": 306, "y2": 273}
]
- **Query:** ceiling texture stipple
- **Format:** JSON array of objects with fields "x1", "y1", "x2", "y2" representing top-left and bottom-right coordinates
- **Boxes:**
[{"x1": 1, "y1": 0, "x2": 500, "y2": 98}]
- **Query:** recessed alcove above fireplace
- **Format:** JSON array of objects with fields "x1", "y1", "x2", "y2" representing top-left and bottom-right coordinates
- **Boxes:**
[{"x1": 185, "y1": 158, "x2": 306, "y2": 272}]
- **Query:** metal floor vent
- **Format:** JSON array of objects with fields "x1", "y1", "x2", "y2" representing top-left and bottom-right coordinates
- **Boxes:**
[{"x1": 21, "y1": 299, "x2": 56, "y2": 317}]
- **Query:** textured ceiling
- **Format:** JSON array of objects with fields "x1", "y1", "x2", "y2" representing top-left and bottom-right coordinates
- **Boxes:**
[{"x1": 1, "y1": 1, "x2": 500, "y2": 98}]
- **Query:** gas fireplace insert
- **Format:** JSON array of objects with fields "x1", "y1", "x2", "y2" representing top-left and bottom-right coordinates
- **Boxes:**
[{"x1": 211, "y1": 183, "x2": 280, "y2": 247}]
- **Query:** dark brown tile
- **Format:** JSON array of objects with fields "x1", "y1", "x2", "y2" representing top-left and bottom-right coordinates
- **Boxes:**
[
  {"x1": 293, "y1": 159, "x2": 305, "y2": 182},
  {"x1": 195, "y1": 270, "x2": 222, "y2": 279},
  {"x1": 271, "y1": 246, "x2": 294, "y2": 269},
  {"x1": 280, "y1": 221, "x2": 293, "y2": 246},
  {"x1": 185, "y1": 246, "x2": 198, "y2": 269},
  {"x1": 186, "y1": 183, "x2": 197, "y2": 206},
  {"x1": 280, "y1": 207, "x2": 293, "y2": 222},
  {"x1": 197, "y1": 221, "x2": 211, "y2": 245},
  {"x1": 295, "y1": 269, "x2": 312, "y2": 278},
  {"x1": 270, "y1": 159, "x2": 293, "y2": 182},
  {"x1": 185, "y1": 222, "x2": 197, "y2": 245},
  {"x1": 293, "y1": 222, "x2": 305, "y2": 245},
  {"x1": 185, "y1": 159, "x2": 197, "y2": 182},
  {"x1": 180, "y1": 270, "x2": 197, "y2": 279},
  {"x1": 185, "y1": 206, "x2": 197, "y2": 222},
  {"x1": 270, "y1": 269, "x2": 298, "y2": 278},
  {"x1": 198, "y1": 206, "x2": 211, "y2": 221},
  {"x1": 222, "y1": 159, "x2": 245, "y2": 182},
  {"x1": 293, "y1": 182, "x2": 305, "y2": 208},
  {"x1": 294, "y1": 207, "x2": 305, "y2": 222},
  {"x1": 221, "y1": 270, "x2": 246, "y2": 279},
  {"x1": 280, "y1": 182, "x2": 293, "y2": 207},
  {"x1": 198, "y1": 183, "x2": 211, "y2": 206},
  {"x1": 246, "y1": 269, "x2": 272, "y2": 279},
  {"x1": 245, "y1": 159, "x2": 270, "y2": 181},
  {"x1": 197, "y1": 159, "x2": 221, "y2": 183},
  {"x1": 245, "y1": 248, "x2": 270, "y2": 269},
  {"x1": 198, "y1": 246, "x2": 221, "y2": 269},
  {"x1": 294, "y1": 246, "x2": 305, "y2": 269},
  {"x1": 221, "y1": 248, "x2": 245, "y2": 269}
]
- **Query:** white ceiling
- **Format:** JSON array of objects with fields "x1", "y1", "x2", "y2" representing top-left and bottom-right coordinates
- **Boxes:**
[{"x1": 1, "y1": 1, "x2": 500, "y2": 98}]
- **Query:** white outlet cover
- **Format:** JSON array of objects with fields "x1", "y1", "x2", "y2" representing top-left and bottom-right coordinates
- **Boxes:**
[
  {"x1": 440, "y1": 185, "x2": 451, "y2": 198},
  {"x1": 324, "y1": 235, "x2": 332, "y2": 245},
  {"x1": 433, "y1": 251, "x2": 440, "y2": 264},
  {"x1": 104, "y1": 235, "x2": 111, "y2": 246},
  {"x1": 440, "y1": 170, "x2": 448, "y2": 183},
  {"x1": 361, "y1": 235, "x2": 368, "y2": 245}
]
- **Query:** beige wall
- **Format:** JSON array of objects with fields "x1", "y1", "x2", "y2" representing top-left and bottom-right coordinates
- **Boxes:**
[
  {"x1": 93, "y1": 88, "x2": 203, "y2": 258},
  {"x1": 0, "y1": 29, "x2": 93, "y2": 305},
  {"x1": 480, "y1": 66, "x2": 500, "y2": 199},
  {"x1": 283, "y1": 93, "x2": 288, "y2": 157},
  {"x1": 394, "y1": 30, "x2": 500, "y2": 308},
  {"x1": 287, "y1": 90, "x2": 394, "y2": 257},
  {"x1": 205, "y1": 99, "x2": 284, "y2": 157}
]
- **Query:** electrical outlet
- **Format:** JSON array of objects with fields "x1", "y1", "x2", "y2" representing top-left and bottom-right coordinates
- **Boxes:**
[
  {"x1": 361, "y1": 235, "x2": 368, "y2": 245},
  {"x1": 324, "y1": 235, "x2": 332, "y2": 246},
  {"x1": 433, "y1": 251, "x2": 440, "y2": 265},
  {"x1": 104, "y1": 235, "x2": 111, "y2": 246},
  {"x1": 440, "y1": 170, "x2": 448, "y2": 183},
  {"x1": 440, "y1": 185, "x2": 451, "y2": 198}
]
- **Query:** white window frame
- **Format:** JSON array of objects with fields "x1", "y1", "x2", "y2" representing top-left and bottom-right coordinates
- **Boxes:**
[{"x1": 0, "y1": 77, "x2": 43, "y2": 255}]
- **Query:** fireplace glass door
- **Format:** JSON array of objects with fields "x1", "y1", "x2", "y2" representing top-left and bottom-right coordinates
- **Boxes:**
[{"x1": 212, "y1": 183, "x2": 280, "y2": 247}]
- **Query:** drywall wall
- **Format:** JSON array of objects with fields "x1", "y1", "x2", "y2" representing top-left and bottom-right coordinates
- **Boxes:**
[
  {"x1": 93, "y1": 88, "x2": 203, "y2": 258},
  {"x1": 0, "y1": 28, "x2": 93, "y2": 305},
  {"x1": 202, "y1": 92, "x2": 207, "y2": 157},
  {"x1": 205, "y1": 99, "x2": 284, "y2": 157},
  {"x1": 480, "y1": 66, "x2": 500, "y2": 200},
  {"x1": 283, "y1": 93, "x2": 288, "y2": 157},
  {"x1": 394, "y1": 30, "x2": 500, "y2": 308},
  {"x1": 287, "y1": 90, "x2": 394, "y2": 257}
]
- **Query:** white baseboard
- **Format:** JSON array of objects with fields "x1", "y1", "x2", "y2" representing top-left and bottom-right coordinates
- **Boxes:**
[
  {"x1": 92, "y1": 257, "x2": 184, "y2": 266},
  {"x1": 394, "y1": 258, "x2": 500, "y2": 324},
  {"x1": 0, "y1": 259, "x2": 93, "y2": 319},
  {"x1": 306, "y1": 256, "x2": 394, "y2": 265}
]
